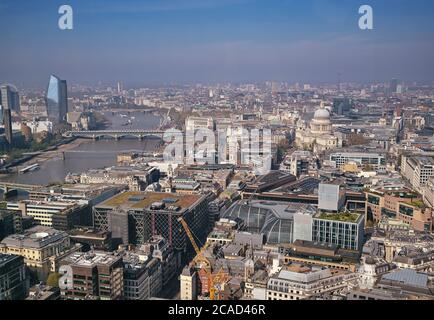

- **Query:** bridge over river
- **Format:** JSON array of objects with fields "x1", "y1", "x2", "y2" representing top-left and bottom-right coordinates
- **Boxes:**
[{"x1": 65, "y1": 129, "x2": 167, "y2": 140}]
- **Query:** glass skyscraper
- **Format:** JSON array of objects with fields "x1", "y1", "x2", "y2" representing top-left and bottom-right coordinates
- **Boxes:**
[
  {"x1": 2, "y1": 108, "x2": 13, "y2": 147},
  {"x1": 0, "y1": 84, "x2": 18, "y2": 147},
  {"x1": 45, "y1": 75, "x2": 68, "y2": 123},
  {"x1": 0, "y1": 84, "x2": 20, "y2": 112}
]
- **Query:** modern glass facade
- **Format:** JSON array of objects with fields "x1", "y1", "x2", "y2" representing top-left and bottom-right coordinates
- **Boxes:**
[
  {"x1": 0, "y1": 85, "x2": 20, "y2": 112},
  {"x1": 45, "y1": 75, "x2": 68, "y2": 123},
  {"x1": 330, "y1": 152, "x2": 386, "y2": 169},
  {"x1": 312, "y1": 215, "x2": 364, "y2": 251},
  {"x1": 0, "y1": 254, "x2": 28, "y2": 300}
]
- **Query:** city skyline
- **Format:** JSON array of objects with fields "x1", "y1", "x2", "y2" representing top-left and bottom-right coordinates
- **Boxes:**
[{"x1": 1, "y1": 0, "x2": 434, "y2": 87}]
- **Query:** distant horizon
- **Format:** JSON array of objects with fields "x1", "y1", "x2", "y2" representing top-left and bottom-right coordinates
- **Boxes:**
[
  {"x1": 1, "y1": 0, "x2": 434, "y2": 87},
  {"x1": 8, "y1": 79, "x2": 434, "y2": 93},
  {"x1": 6, "y1": 70, "x2": 434, "y2": 92}
]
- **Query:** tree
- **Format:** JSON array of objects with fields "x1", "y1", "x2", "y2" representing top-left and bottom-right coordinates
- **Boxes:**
[
  {"x1": 363, "y1": 164, "x2": 374, "y2": 171},
  {"x1": 46, "y1": 272, "x2": 61, "y2": 287},
  {"x1": 347, "y1": 133, "x2": 367, "y2": 146},
  {"x1": 276, "y1": 138, "x2": 291, "y2": 162}
]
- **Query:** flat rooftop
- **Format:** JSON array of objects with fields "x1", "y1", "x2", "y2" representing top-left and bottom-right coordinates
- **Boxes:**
[
  {"x1": 1, "y1": 226, "x2": 68, "y2": 249},
  {"x1": 33, "y1": 183, "x2": 118, "y2": 194},
  {"x1": 273, "y1": 177, "x2": 320, "y2": 194},
  {"x1": 330, "y1": 152, "x2": 384, "y2": 157},
  {"x1": 7, "y1": 200, "x2": 78, "y2": 209},
  {"x1": 62, "y1": 251, "x2": 121, "y2": 268},
  {"x1": 68, "y1": 228, "x2": 110, "y2": 239},
  {"x1": 26, "y1": 285, "x2": 59, "y2": 300},
  {"x1": 177, "y1": 164, "x2": 235, "y2": 171},
  {"x1": 284, "y1": 240, "x2": 339, "y2": 254},
  {"x1": 410, "y1": 156, "x2": 434, "y2": 166},
  {"x1": 315, "y1": 212, "x2": 362, "y2": 223},
  {"x1": 381, "y1": 269, "x2": 429, "y2": 289},
  {"x1": 96, "y1": 191, "x2": 203, "y2": 211},
  {"x1": 208, "y1": 230, "x2": 232, "y2": 240},
  {"x1": 367, "y1": 187, "x2": 416, "y2": 197},
  {"x1": 272, "y1": 263, "x2": 346, "y2": 283}
]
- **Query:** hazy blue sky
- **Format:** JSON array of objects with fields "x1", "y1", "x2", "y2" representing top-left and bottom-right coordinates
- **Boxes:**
[{"x1": 1, "y1": 0, "x2": 434, "y2": 87}]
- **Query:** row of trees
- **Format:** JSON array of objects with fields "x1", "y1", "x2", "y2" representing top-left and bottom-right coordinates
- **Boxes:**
[{"x1": 1, "y1": 131, "x2": 58, "y2": 160}]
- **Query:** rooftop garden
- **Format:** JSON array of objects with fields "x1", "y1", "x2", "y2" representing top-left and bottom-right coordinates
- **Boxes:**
[
  {"x1": 409, "y1": 199, "x2": 425, "y2": 209},
  {"x1": 317, "y1": 212, "x2": 360, "y2": 223}
]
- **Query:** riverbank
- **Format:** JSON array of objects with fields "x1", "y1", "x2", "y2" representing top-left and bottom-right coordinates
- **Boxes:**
[
  {"x1": 2, "y1": 138, "x2": 88, "y2": 174},
  {"x1": 29, "y1": 138, "x2": 87, "y2": 163}
]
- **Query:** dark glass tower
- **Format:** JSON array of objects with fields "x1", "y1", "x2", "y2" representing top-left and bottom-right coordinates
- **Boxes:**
[
  {"x1": 45, "y1": 75, "x2": 68, "y2": 123},
  {"x1": 3, "y1": 108, "x2": 12, "y2": 147},
  {"x1": 0, "y1": 85, "x2": 20, "y2": 112}
]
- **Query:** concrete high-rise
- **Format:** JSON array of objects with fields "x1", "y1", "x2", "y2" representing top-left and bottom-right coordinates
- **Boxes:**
[{"x1": 45, "y1": 75, "x2": 68, "y2": 124}]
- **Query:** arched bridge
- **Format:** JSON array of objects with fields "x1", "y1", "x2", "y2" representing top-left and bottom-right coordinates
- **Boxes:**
[{"x1": 65, "y1": 130, "x2": 166, "y2": 140}]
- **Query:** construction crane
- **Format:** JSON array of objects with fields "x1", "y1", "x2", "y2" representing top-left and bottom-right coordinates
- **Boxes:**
[
  {"x1": 178, "y1": 217, "x2": 229, "y2": 300},
  {"x1": 178, "y1": 217, "x2": 211, "y2": 270}
]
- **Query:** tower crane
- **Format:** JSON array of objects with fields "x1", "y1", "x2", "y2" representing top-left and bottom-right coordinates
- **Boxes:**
[
  {"x1": 178, "y1": 217, "x2": 211, "y2": 270},
  {"x1": 178, "y1": 217, "x2": 229, "y2": 300}
]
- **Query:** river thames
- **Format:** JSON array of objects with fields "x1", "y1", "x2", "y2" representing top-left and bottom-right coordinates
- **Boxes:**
[{"x1": 0, "y1": 111, "x2": 162, "y2": 185}]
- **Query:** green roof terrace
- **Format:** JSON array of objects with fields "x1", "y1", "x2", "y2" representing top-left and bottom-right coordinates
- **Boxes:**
[{"x1": 315, "y1": 212, "x2": 361, "y2": 223}]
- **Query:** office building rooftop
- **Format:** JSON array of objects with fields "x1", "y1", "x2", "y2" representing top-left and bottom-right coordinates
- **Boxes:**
[
  {"x1": 62, "y1": 251, "x2": 121, "y2": 268},
  {"x1": 272, "y1": 263, "x2": 346, "y2": 284},
  {"x1": 409, "y1": 156, "x2": 434, "y2": 167},
  {"x1": 381, "y1": 269, "x2": 429, "y2": 289},
  {"x1": 315, "y1": 212, "x2": 362, "y2": 223},
  {"x1": 96, "y1": 191, "x2": 203, "y2": 211},
  {"x1": 0, "y1": 226, "x2": 68, "y2": 249}
]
